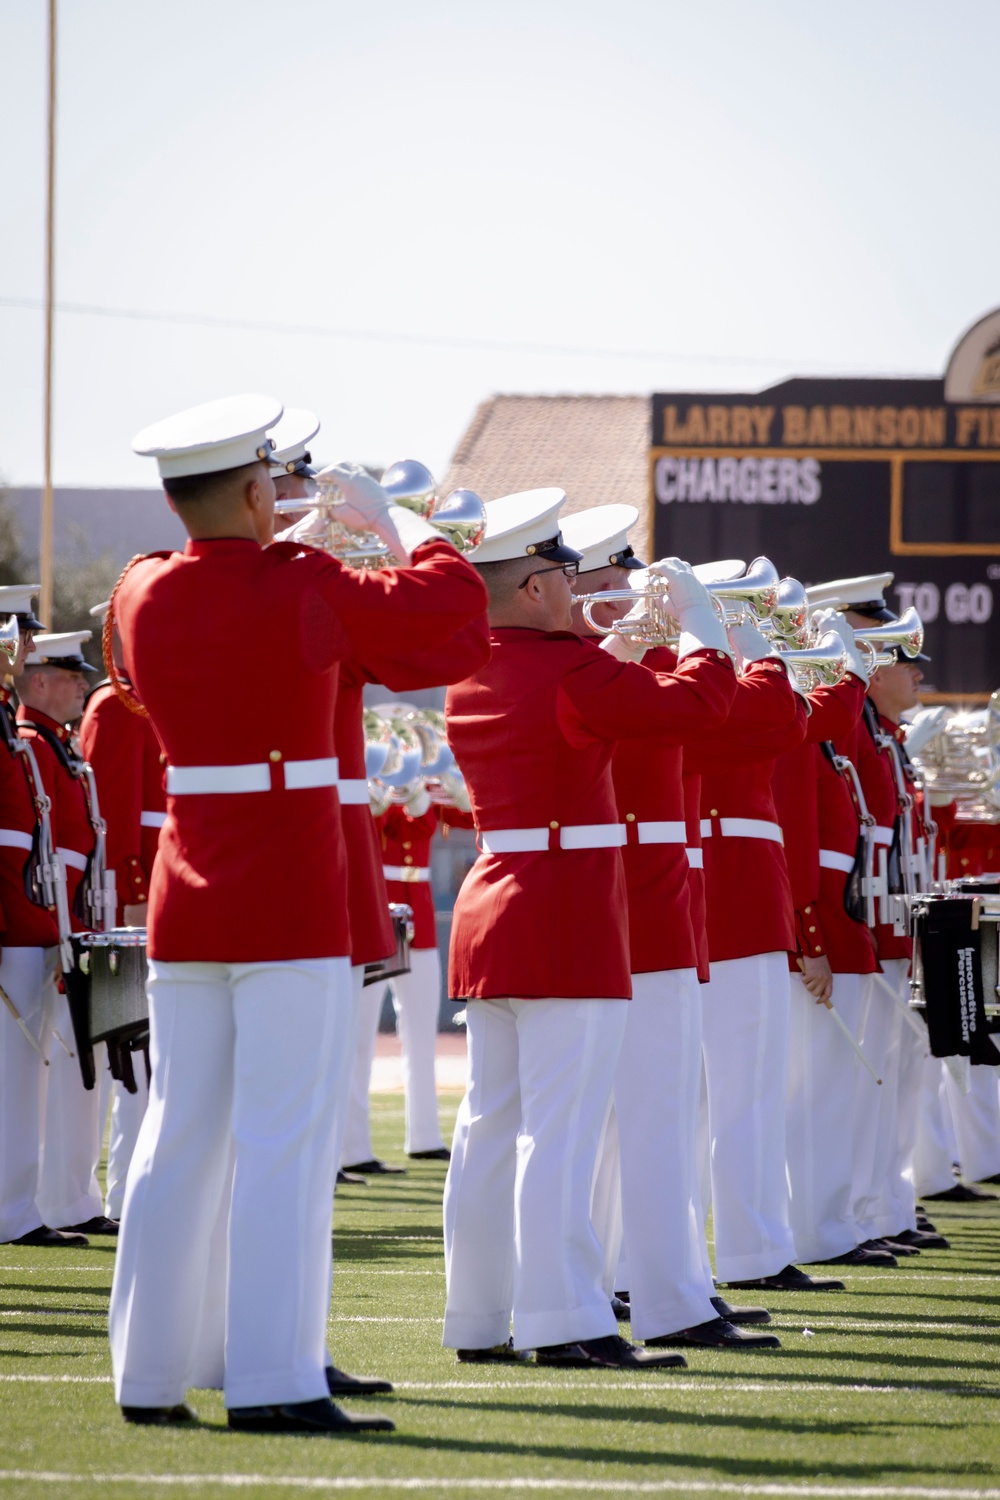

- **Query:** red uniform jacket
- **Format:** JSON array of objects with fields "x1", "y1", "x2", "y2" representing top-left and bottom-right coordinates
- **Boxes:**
[
  {"x1": 337, "y1": 618, "x2": 491, "y2": 966},
  {"x1": 611, "y1": 646, "x2": 702, "y2": 976},
  {"x1": 79, "y1": 682, "x2": 166, "y2": 924},
  {"x1": 0, "y1": 693, "x2": 59, "y2": 948},
  {"x1": 687, "y1": 661, "x2": 805, "y2": 963},
  {"x1": 114, "y1": 537, "x2": 488, "y2": 963},
  {"x1": 17, "y1": 707, "x2": 96, "y2": 931},
  {"x1": 772, "y1": 675, "x2": 875, "y2": 974},
  {"x1": 836, "y1": 703, "x2": 911, "y2": 962},
  {"x1": 376, "y1": 803, "x2": 475, "y2": 950},
  {"x1": 942, "y1": 819, "x2": 1000, "y2": 878},
  {"x1": 446, "y1": 629, "x2": 736, "y2": 1001}
]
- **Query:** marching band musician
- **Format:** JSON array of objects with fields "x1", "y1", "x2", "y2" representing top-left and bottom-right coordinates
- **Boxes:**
[
  {"x1": 0, "y1": 588, "x2": 89, "y2": 1249},
  {"x1": 78, "y1": 601, "x2": 166, "y2": 1221},
  {"x1": 564, "y1": 506, "x2": 779, "y2": 1352},
  {"x1": 107, "y1": 394, "x2": 488, "y2": 1434},
  {"x1": 770, "y1": 615, "x2": 895, "y2": 1268},
  {"x1": 442, "y1": 488, "x2": 737, "y2": 1368},
  {"x1": 18, "y1": 632, "x2": 117, "y2": 1240}
]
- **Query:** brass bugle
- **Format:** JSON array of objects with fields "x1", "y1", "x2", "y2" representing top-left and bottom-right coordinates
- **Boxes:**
[
  {"x1": 575, "y1": 577, "x2": 674, "y2": 645},
  {"x1": 761, "y1": 578, "x2": 809, "y2": 645},
  {"x1": 774, "y1": 630, "x2": 849, "y2": 688},
  {"x1": 0, "y1": 614, "x2": 19, "y2": 669},
  {"x1": 852, "y1": 606, "x2": 924, "y2": 669},
  {"x1": 705, "y1": 556, "x2": 780, "y2": 619}
]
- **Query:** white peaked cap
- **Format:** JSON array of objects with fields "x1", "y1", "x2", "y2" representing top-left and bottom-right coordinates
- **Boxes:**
[
  {"x1": 24, "y1": 631, "x2": 95, "y2": 671},
  {"x1": 805, "y1": 572, "x2": 894, "y2": 610},
  {"x1": 133, "y1": 394, "x2": 284, "y2": 479},
  {"x1": 268, "y1": 407, "x2": 321, "y2": 474},
  {"x1": 692, "y1": 559, "x2": 747, "y2": 584},
  {"x1": 559, "y1": 505, "x2": 644, "y2": 574},
  {"x1": 89, "y1": 600, "x2": 111, "y2": 622},
  {"x1": 472, "y1": 488, "x2": 581, "y2": 566},
  {"x1": 0, "y1": 584, "x2": 44, "y2": 627}
]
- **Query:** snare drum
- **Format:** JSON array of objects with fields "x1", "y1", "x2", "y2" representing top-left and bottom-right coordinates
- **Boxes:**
[
  {"x1": 79, "y1": 927, "x2": 149, "y2": 1092},
  {"x1": 363, "y1": 903, "x2": 415, "y2": 987}
]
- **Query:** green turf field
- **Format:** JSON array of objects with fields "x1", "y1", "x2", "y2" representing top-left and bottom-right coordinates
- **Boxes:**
[{"x1": 1, "y1": 1089, "x2": 999, "y2": 1500}]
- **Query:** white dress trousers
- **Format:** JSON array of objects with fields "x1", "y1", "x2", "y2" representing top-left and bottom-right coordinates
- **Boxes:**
[
  {"x1": 851, "y1": 958, "x2": 916, "y2": 1240},
  {"x1": 944, "y1": 1062, "x2": 1000, "y2": 1185},
  {"x1": 786, "y1": 971, "x2": 865, "y2": 1264},
  {"x1": 109, "y1": 954, "x2": 353, "y2": 1411},
  {"x1": 37, "y1": 986, "x2": 110, "y2": 1230},
  {"x1": 443, "y1": 995, "x2": 627, "y2": 1352},
  {"x1": 340, "y1": 976, "x2": 385, "y2": 1168},
  {"x1": 592, "y1": 968, "x2": 718, "y2": 1338},
  {"x1": 105, "y1": 1072, "x2": 150, "y2": 1221},
  {"x1": 889, "y1": 1001, "x2": 925, "y2": 1232},
  {"x1": 700, "y1": 951, "x2": 796, "y2": 1283},
  {"x1": 0, "y1": 946, "x2": 56, "y2": 1241},
  {"x1": 913, "y1": 1056, "x2": 960, "y2": 1196},
  {"x1": 389, "y1": 946, "x2": 446, "y2": 1154}
]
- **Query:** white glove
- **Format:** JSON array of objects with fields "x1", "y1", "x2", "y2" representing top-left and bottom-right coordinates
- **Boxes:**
[
  {"x1": 598, "y1": 593, "x2": 651, "y2": 664},
  {"x1": 903, "y1": 706, "x2": 949, "y2": 758},
  {"x1": 451, "y1": 780, "x2": 471, "y2": 814},
  {"x1": 646, "y1": 557, "x2": 733, "y2": 661},
  {"x1": 273, "y1": 508, "x2": 327, "y2": 547},
  {"x1": 811, "y1": 606, "x2": 870, "y2": 686},
  {"x1": 728, "y1": 620, "x2": 779, "y2": 667},
  {"x1": 317, "y1": 463, "x2": 413, "y2": 565},
  {"x1": 405, "y1": 786, "x2": 431, "y2": 818}
]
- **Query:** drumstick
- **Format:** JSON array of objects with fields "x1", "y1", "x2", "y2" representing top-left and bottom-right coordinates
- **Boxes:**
[
  {"x1": 50, "y1": 1026, "x2": 75, "y2": 1058},
  {"x1": 823, "y1": 1000, "x2": 882, "y2": 1085},
  {"x1": 0, "y1": 982, "x2": 48, "y2": 1064},
  {"x1": 870, "y1": 971, "x2": 926, "y2": 1040}
]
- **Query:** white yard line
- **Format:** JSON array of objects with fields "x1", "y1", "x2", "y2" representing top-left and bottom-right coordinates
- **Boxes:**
[{"x1": 1, "y1": 1471, "x2": 999, "y2": 1497}]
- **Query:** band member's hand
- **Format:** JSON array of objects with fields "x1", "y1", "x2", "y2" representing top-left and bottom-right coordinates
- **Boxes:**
[
  {"x1": 599, "y1": 593, "x2": 650, "y2": 663},
  {"x1": 811, "y1": 608, "x2": 870, "y2": 686},
  {"x1": 405, "y1": 786, "x2": 431, "y2": 818},
  {"x1": 273, "y1": 508, "x2": 327, "y2": 546},
  {"x1": 318, "y1": 464, "x2": 392, "y2": 531},
  {"x1": 903, "y1": 705, "x2": 949, "y2": 757},
  {"x1": 798, "y1": 953, "x2": 833, "y2": 1006},
  {"x1": 648, "y1": 558, "x2": 734, "y2": 662},
  {"x1": 727, "y1": 620, "x2": 777, "y2": 666}
]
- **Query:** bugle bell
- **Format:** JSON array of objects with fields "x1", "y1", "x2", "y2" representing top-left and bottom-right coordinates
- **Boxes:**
[
  {"x1": 0, "y1": 614, "x2": 19, "y2": 669},
  {"x1": 760, "y1": 578, "x2": 809, "y2": 646},
  {"x1": 774, "y1": 630, "x2": 849, "y2": 689},
  {"x1": 852, "y1": 606, "x2": 924, "y2": 669},
  {"x1": 705, "y1": 556, "x2": 781, "y2": 620}
]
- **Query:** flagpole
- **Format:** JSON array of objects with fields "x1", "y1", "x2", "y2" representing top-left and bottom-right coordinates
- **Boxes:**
[{"x1": 40, "y1": 0, "x2": 57, "y2": 628}]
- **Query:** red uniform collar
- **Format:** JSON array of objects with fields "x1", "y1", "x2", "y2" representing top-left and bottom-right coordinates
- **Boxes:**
[
  {"x1": 183, "y1": 537, "x2": 262, "y2": 558},
  {"x1": 878, "y1": 711, "x2": 905, "y2": 742},
  {"x1": 16, "y1": 704, "x2": 69, "y2": 741}
]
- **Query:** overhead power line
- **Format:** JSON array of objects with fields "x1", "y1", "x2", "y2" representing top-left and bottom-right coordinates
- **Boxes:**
[{"x1": 0, "y1": 294, "x2": 925, "y2": 376}]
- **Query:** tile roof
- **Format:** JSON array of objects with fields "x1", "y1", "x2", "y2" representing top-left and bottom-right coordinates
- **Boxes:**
[{"x1": 443, "y1": 394, "x2": 653, "y2": 560}]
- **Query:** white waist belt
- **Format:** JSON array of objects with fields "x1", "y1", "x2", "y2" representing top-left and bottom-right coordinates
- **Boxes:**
[
  {"x1": 167, "y1": 756, "x2": 340, "y2": 795},
  {"x1": 634, "y1": 820, "x2": 687, "y2": 845},
  {"x1": 382, "y1": 865, "x2": 431, "y2": 883},
  {"x1": 686, "y1": 847, "x2": 703, "y2": 870},
  {"x1": 480, "y1": 823, "x2": 627, "y2": 855},
  {"x1": 338, "y1": 779, "x2": 370, "y2": 805},
  {"x1": 819, "y1": 848, "x2": 855, "y2": 874},
  {"x1": 701, "y1": 817, "x2": 784, "y2": 845},
  {"x1": 872, "y1": 825, "x2": 894, "y2": 846},
  {"x1": 58, "y1": 846, "x2": 88, "y2": 873},
  {"x1": 140, "y1": 810, "x2": 167, "y2": 828},
  {"x1": 0, "y1": 828, "x2": 33, "y2": 852}
]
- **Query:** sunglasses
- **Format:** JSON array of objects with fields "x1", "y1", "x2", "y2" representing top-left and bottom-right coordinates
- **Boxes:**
[{"x1": 518, "y1": 560, "x2": 580, "y2": 590}]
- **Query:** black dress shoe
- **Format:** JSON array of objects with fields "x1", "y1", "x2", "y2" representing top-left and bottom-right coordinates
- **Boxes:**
[
  {"x1": 228, "y1": 1397, "x2": 394, "y2": 1433},
  {"x1": 535, "y1": 1334, "x2": 686, "y2": 1369},
  {"x1": 711, "y1": 1294, "x2": 771, "y2": 1325},
  {"x1": 457, "y1": 1338, "x2": 530, "y2": 1364},
  {"x1": 122, "y1": 1403, "x2": 198, "y2": 1426},
  {"x1": 7, "y1": 1224, "x2": 89, "y2": 1247},
  {"x1": 647, "y1": 1316, "x2": 780, "y2": 1350},
  {"x1": 407, "y1": 1147, "x2": 451, "y2": 1161},
  {"x1": 862, "y1": 1235, "x2": 918, "y2": 1257},
  {"x1": 59, "y1": 1215, "x2": 119, "y2": 1236},
  {"x1": 916, "y1": 1216, "x2": 938, "y2": 1232},
  {"x1": 812, "y1": 1246, "x2": 897, "y2": 1267},
  {"x1": 978, "y1": 1171, "x2": 1000, "y2": 1186},
  {"x1": 923, "y1": 1182, "x2": 997, "y2": 1202},
  {"x1": 890, "y1": 1227, "x2": 950, "y2": 1250},
  {"x1": 342, "y1": 1159, "x2": 407, "y2": 1177},
  {"x1": 326, "y1": 1364, "x2": 394, "y2": 1396},
  {"x1": 611, "y1": 1295, "x2": 631, "y2": 1322},
  {"x1": 726, "y1": 1264, "x2": 844, "y2": 1292},
  {"x1": 336, "y1": 1169, "x2": 367, "y2": 1187}
]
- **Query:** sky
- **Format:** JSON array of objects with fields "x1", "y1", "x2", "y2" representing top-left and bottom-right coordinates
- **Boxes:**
[{"x1": 2, "y1": 0, "x2": 999, "y2": 490}]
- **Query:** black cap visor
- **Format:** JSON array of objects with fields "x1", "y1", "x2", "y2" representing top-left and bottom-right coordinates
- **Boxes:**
[{"x1": 525, "y1": 533, "x2": 582, "y2": 566}]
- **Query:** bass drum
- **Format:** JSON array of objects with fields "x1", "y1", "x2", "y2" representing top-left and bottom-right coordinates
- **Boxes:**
[{"x1": 79, "y1": 927, "x2": 149, "y2": 1093}]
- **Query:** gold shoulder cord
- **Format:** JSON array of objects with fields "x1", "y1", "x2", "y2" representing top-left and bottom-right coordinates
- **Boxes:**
[{"x1": 103, "y1": 554, "x2": 150, "y2": 720}]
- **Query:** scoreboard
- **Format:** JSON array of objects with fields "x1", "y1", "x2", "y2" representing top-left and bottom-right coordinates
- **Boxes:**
[{"x1": 650, "y1": 367, "x2": 1000, "y2": 703}]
